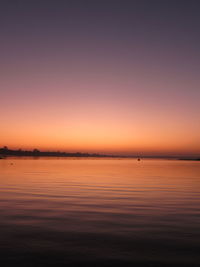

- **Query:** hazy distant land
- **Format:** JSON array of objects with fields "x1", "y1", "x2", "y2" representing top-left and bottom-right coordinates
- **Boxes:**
[
  {"x1": 0, "y1": 147, "x2": 112, "y2": 158},
  {"x1": 179, "y1": 158, "x2": 200, "y2": 161},
  {"x1": 0, "y1": 147, "x2": 199, "y2": 160}
]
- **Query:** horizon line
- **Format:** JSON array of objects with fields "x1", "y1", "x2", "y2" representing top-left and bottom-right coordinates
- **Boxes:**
[{"x1": 0, "y1": 146, "x2": 199, "y2": 160}]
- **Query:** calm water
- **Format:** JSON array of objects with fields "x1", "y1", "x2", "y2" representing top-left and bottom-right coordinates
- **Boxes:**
[{"x1": 0, "y1": 158, "x2": 199, "y2": 266}]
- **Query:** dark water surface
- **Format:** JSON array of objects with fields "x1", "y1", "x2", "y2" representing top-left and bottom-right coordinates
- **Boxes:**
[{"x1": 0, "y1": 158, "x2": 199, "y2": 266}]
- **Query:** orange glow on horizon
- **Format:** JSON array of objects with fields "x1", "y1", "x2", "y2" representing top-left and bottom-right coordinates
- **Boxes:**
[
  {"x1": 1, "y1": 107, "x2": 200, "y2": 156},
  {"x1": 1, "y1": 0, "x2": 200, "y2": 158}
]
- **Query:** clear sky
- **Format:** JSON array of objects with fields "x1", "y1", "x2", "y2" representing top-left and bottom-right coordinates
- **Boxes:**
[{"x1": 0, "y1": 0, "x2": 200, "y2": 156}]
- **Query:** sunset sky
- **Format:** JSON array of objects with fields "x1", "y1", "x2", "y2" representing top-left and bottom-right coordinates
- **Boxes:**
[{"x1": 0, "y1": 0, "x2": 200, "y2": 156}]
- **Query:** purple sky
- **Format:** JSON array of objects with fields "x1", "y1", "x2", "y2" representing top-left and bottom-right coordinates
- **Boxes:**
[{"x1": 0, "y1": 0, "x2": 200, "y2": 156}]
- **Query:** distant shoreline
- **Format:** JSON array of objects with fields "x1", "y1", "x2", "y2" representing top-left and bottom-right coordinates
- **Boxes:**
[
  {"x1": 0, "y1": 147, "x2": 127, "y2": 159},
  {"x1": 1, "y1": 156, "x2": 200, "y2": 161},
  {"x1": 0, "y1": 147, "x2": 199, "y2": 160},
  {"x1": 0, "y1": 156, "x2": 200, "y2": 161},
  {"x1": 179, "y1": 158, "x2": 200, "y2": 161}
]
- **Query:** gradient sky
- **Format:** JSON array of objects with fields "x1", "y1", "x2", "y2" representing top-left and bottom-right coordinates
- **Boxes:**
[{"x1": 0, "y1": 0, "x2": 200, "y2": 156}]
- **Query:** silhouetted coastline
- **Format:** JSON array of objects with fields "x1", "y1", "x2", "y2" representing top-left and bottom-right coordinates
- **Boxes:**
[
  {"x1": 179, "y1": 158, "x2": 200, "y2": 161},
  {"x1": 0, "y1": 146, "x2": 116, "y2": 158},
  {"x1": 0, "y1": 147, "x2": 199, "y2": 160}
]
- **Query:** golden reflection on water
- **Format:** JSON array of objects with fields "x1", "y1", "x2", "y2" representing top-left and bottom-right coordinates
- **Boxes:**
[
  {"x1": 0, "y1": 158, "x2": 199, "y2": 221},
  {"x1": 0, "y1": 158, "x2": 200, "y2": 265}
]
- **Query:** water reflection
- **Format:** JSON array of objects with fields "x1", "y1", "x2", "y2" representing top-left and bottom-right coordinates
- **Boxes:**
[{"x1": 0, "y1": 158, "x2": 199, "y2": 266}]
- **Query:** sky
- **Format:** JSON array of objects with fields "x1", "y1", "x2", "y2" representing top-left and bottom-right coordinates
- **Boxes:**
[{"x1": 0, "y1": 0, "x2": 200, "y2": 156}]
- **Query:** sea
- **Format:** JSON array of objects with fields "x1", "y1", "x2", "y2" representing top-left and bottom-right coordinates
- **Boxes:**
[{"x1": 0, "y1": 158, "x2": 199, "y2": 266}]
